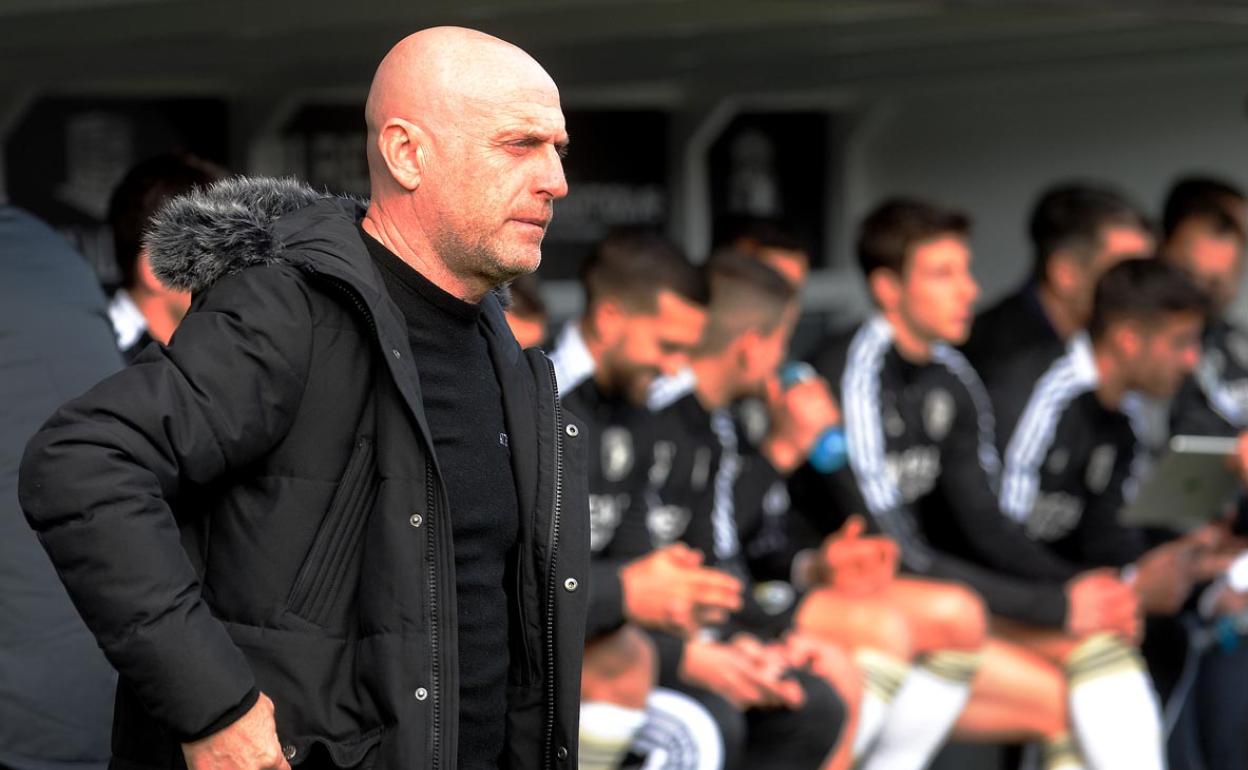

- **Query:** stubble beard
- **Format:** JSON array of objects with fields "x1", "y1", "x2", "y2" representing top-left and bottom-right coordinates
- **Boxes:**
[{"x1": 434, "y1": 227, "x2": 542, "y2": 292}]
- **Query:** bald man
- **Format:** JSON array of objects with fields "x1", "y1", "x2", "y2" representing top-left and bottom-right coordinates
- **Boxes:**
[{"x1": 19, "y1": 27, "x2": 588, "y2": 770}]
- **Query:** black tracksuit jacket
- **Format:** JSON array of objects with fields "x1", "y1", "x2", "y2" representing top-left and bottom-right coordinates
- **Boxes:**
[
  {"x1": 19, "y1": 178, "x2": 589, "y2": 770},
  {"x1": 790, "y1": 317, "x2": 1080, "y2": 627}
]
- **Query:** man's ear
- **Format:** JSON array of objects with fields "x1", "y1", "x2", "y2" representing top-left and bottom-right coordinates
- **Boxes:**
[
  {"x1": 137, "y1": 249, "x2": 162, "y2": 292},
  {"x1": 1047, "y1": 251, "x2": 1081, "y2": 297},
  {"x1": 592, "y1": 300, "x2": 627, "y2": 346},
  {"x1": 377, "y1": 117, "x2": 429, "y2": 191},
  {"x1": 868, "y1": 269, "x2": 903, "y2": 313},
  {"x1": 737, "y1": 329, "x2": 763, "y2": 373},
  {"x1": 1111, "y1": 322, "x2": 1143, "y2": 359}
]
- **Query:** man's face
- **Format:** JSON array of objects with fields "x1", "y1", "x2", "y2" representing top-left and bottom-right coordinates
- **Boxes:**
[
  {"x1": 1125, "y1": 313, "x2": 1204, "y2": 398},
  {"x1": 1070, "y1": 225, "x2": 1154, "y2": 326},
  {"x1": 1166, "y1": 222, "x2": 1244, "y2": 316},
  {"x1": 424, "y1": 86, "x2": 569, "y2": 288},
  {"x1": 895, "y1": 235, "x2": 979, "y2": 346},
  {"x1": 733, "y1": 302, "x2": 799, "y2": 396},
  {"x1": 602, "y1": 290, "x2": 707, "y2": 405}
]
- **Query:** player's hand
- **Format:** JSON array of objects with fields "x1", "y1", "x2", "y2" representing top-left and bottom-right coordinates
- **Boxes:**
[
  {"x1": 679, "y1": 636, "x2": 801, "y2": 710},
  {"x1": 620, "y1": 543, "x2": 744, "y2": 636},
  {"x1": 819, "y1": 515, "x2": 899, "y2": 596},
  {"x1": 1066, "y1": 569, "x2": 1140, "y2": 641},
  {"x1": 730, "y1": 634, "x2": 806, "y2": 709},
  {"x1": 182, "y1": 693, "x2": 289, "y2": 770},
  {"x1": 762, "y1": 374, "x2": 842, "y2": 475},
  {"x1": 780, "y1": 632, "x2": 857, "y2": 689}
]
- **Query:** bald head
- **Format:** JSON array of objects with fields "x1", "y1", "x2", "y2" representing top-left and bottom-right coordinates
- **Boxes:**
[
  {"x1": 361, "y1": 27, "x2": 568, "y2": 303},
  {"x1": 365, "y1": 27, "x2": 558, "y2": 192}
]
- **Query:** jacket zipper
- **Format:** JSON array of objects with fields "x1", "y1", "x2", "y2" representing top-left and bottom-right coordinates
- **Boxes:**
[
  {"x1": 307, "y1": 267, "x2": 443, "y2": 769},
  {"x1": 426, "y1": 464, "x2": 443, "y2": 770},
  {"x1": 542, "y1": 357, "x2": 564, "y2": 764}
]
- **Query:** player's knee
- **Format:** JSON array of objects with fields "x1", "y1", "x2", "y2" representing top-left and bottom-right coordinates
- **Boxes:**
[
  {"x1": 581, "y1": 624, "x2": 657, "y2": 708},
  {"x1": 798, "y1": 673, "x2": 849, "y2": 752},
  {"x1": 928, "y1": 585, "x2": 988, "y2": 650},
  {"x1": 752, "y1": 672, "x2": 847, "y2": 765},
  {"x1": 870, "y1": 606, "x2": 917, "y2": 660},
  {"x1": 1033, "y1": 663, "x2": 1070, "y2": 738}
]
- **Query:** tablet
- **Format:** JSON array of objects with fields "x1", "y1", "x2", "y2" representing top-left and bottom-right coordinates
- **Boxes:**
[{"x1": 1118, "y1": 434, "x2": 1242, "y2": 530}]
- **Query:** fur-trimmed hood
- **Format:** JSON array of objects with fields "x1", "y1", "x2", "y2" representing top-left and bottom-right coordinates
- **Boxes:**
[
  {"x1": 145, "y1": 176, "x2": 355, "y2": 294},
  {"x1": 145, "y1": 174, "x2": 513, "y2": 311}
]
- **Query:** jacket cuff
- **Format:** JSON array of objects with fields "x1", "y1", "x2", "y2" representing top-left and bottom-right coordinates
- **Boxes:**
[
  {"x1": 648, "y1": 631, "x2": 687, "y2": 687},
  {"x1": 180, "y1": 687, "x2": 260, "y2": 742},
  {"x1": 1037, "y1": 586, "x2": 1070, "y2": 629}
]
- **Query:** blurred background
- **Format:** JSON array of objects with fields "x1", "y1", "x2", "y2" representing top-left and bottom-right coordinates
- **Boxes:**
[{"x1": 4, "y1": 0, "x2": 1248, "y2": 332}]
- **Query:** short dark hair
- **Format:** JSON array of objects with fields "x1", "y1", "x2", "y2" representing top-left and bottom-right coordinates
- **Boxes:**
[
  {"x1": 1028, "y1": 183, "x2": 1150, "y2": 283},
  {"x1": 1088, "y1": 258, "x2": 1208, "y2": 342},
  {"x1": 109, "y1": 153, "x2": 224, "y2": 290},
  {"x1": 698, "y1": 248, "x2": 797, "y2": 353},
  {"x1": 714, "y1": 215, "x2": 812, "y2": 257},
  {"x1": 1162, "y1": 175, "x2": 1246, "y2": 241},
  {"x1": 856, "y1": 197, "x2": 970, "y2": 278},
  {"x1": 580, "y1": 229, "x2": 709, "y2": 313}
]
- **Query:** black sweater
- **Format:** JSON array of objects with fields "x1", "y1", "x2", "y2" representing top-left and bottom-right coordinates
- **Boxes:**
[{"x1": 366, "y1": 231, "x2": 519, "y2": 769}]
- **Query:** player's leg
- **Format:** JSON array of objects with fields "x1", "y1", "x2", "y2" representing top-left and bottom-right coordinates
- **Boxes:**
[
  {"x1": 795, "y1": 588, "x2": 911, "y2": 760},
  {"x1": 953, "y1": 637, "x2": 1083, "y2": 770},
  {"x1": 995, "y1": 620, "x2": 1165, "y2": 770},
  {"x1": 855, "y1": 578, "x2": 987, "y2": 770},
  {"x1": 580, "y1": 625, "x2": 657, "y2": 770}
]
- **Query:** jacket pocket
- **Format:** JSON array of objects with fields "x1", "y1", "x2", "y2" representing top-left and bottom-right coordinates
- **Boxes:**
[
  {"x1": 288, "y1": 729, "x2": 383, "y2": 770},
  {"x1": 287, "y1": 436, "x2": 380, "y2": 627}
]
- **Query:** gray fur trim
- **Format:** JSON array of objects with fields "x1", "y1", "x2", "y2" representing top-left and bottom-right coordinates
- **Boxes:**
[{"x1": 145, "y1": 176, "x2": 332, "y2": 293}]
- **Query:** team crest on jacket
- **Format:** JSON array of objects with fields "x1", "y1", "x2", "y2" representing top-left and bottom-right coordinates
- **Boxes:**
[
  {"x1": 690, "y1": 446, "x2": 713, "y2": 492},
  {"x1": 588, "y1": 493, "x2": 628, "y2": 552},
  {"x1": 884, "y1": 404, "x2": 907, "y2": 438},
  {"x1": 1046, "y1": 448, "x2": 1069, "y2": 475},
  {"x1": 647, "y1": 504, "x2": 692, "y2": 546},
  {"x1": 1085, "y1": 444, "x2": 1117, "y2": 494},
  {"x1": 600, "y1": 426, "x2": 635, "y2": 483},
  {"x1": 649, "y1": 440, "x2": 676, "y2": 487},
  {"x1": 923, "y1": 389, "x2": 955, "y2": 441}
]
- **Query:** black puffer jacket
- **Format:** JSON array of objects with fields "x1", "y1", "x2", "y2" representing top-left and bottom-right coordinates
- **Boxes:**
[{"x1": 18, "y1": 178, "x2": 589, "y2": 770}]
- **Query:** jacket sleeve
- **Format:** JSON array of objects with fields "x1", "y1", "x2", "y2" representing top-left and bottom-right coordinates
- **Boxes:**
[
  {"x1": 18, "y1": 265, "x2": 315, "y2": 741},
  {"x1": 800, "y1": 460, "x2": 1070, "y2": 626},
  {"x1": 735, "y1": 455, "x2": 805, "y2": 584},
  {"x1": 938, "y1": 378, "x2": 1083, "y2": 583}
]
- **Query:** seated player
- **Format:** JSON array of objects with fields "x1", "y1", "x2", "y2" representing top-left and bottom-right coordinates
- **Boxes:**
[
  {"x1": 648, "y1": 249, "x2": 1101, "y2": 770},
  {"x1": 1161, "y1": 176, "x2": 1248, "y2": 438},
  {"x1": 996, "y1": 259, "x2": 1224, "y2": 769},
  {"x1": 963, "y1": 182, "x2": 1153, "y2": 398},
  {"x1": 791, "y1": 197, "x2": 1160, "y2": 769},
  {"x1": 552, "y1": 231, "x2": 847, "y2": 770}
]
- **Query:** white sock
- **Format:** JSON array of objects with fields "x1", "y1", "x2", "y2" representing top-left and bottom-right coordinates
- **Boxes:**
[
  {"x1": 1043, "y1": 733, "x2": 1086, "y2": 770},
  {"x1": 1066, "y1": 634, "x2": 1165, "y2": 770},
  {"x1": 852, "y1": 649, "x2": 911, "y2": 759},
  {"x1": 858, "y1": 649, "x2": 981, "y2": 770},
  {"x1": 580, "y1": 702, "x2": 647, "y2": 770},
  {"x1": 632, "y1": 687, "x2": 723, "y2": 770}
]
